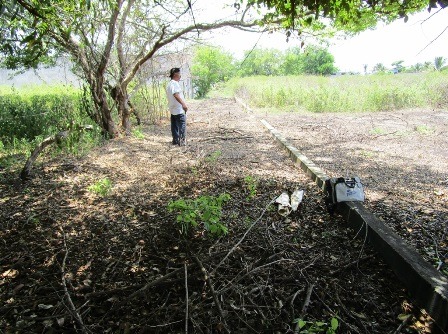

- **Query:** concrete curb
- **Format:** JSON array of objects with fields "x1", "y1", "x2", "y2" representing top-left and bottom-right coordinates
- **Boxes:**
[{"x1": 260, "y1": 118, "x2": 448, "y2": 333}]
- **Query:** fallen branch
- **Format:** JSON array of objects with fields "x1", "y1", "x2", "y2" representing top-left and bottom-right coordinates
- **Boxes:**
[
  {"x1": 194, "y1": 256, "x2": 230, "y2": 334},
  {"x1": 198, "y1": 135, "x2": 253, "y2": 142},
  {"x1": 211, "y1": 197, "x2": 276, "y2": 275},
  {"x1": 294, "y1": 283, "x2": 314, "y2": 334},
  {"x1": 126, "y1": 265, "x2": 194, "y2": 301},
  {"x1": 333, "y1": 285, "x2": 367, "y2": 333},
  {"x1": 20, "y1": 124, "x2": 93, "y2": 180},
  {"x1": 288, "y1": 288, "x2": 304, "y2": 319},
  {"x1": 60, "y1": 229, "x2": 88, "y2": 334},
  {"x1": 329, "y1": 255, "x2": 374, "y2": 276},
  {"x1": 217, "y1": 127, "x2": 245, "y2": 136},
  {"x1": 219, "y1": 258, "x2": 295, "y2": 294},
  {"x1": 184, "y1": 262, "x2": 189, "y2": 334},
  {"x1": 300, "y1": 283, "x2": 314, "y2": 317}
]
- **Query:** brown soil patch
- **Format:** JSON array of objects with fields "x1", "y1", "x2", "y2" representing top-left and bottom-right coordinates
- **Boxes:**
[{"x1": 0, "y1": 97, "x2": 446, "y2": 333}]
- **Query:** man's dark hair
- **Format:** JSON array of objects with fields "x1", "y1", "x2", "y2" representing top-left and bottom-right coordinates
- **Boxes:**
[{"x1": 169, "y1": 67, "x2": 180, "y2": 79}]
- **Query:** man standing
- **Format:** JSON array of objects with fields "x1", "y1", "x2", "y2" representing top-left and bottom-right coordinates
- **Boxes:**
[{"x1": 166, "y1": 67, "x2": 188, "y2": 146}]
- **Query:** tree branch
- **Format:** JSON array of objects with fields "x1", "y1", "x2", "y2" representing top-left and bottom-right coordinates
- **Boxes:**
[
  {"x1": 194, "y1": 256, "x2": 230, "y2": 334},
  {"x1": 60, "y1": 229, "x2": 89, "y2": 334},
  {"x1": 20, "y1": 125, "x2": 93, "y2": 180},
  {"x1": 117, "y1": 0, "x2": 135, "y2": 77},
  {"x1": 98, "y1": 0, "x2": 123, "y2": 78},
  {"x1": 123, "y1": 18, "x2": 264, "y2": 87}
]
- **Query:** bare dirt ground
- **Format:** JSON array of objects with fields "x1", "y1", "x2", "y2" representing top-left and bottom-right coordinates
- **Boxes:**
[{"x1": 0, "y1": 97, "x2": 447, "y2": 333}]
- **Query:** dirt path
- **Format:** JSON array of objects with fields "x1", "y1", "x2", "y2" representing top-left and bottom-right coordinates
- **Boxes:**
[{"x1": 0, "y1": 97, "x2": 446, "y2": 333}]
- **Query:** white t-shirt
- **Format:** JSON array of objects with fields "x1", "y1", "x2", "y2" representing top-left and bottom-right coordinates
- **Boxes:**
[{"x1": 166, "y1": 80, "x2": 185, "y2": 115}]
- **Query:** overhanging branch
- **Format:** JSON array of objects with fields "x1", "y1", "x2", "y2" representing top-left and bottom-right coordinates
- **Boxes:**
[{"x1": 123, "y1": 18, "x2": 266, "y2": 87}]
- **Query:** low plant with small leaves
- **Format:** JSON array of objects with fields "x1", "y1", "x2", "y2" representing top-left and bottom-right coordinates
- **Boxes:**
[
  {"x1": 243, "y1": 175, "x2": 258, "y2": 200},
  {"x1": 167, "y1": 193, "x2": 231, "y2": 237},
  {"x1": 132, "y1": 128, "x2": 145, "y2": 139},
  {"x1": 204, "y1": 150, "x2": 222, "y2": 163},
  {"x1": 87, "y1": 178, "x2": 113, "y2": 197},
  {"x1": 294, "y1": 317, "x2": 339, "y2": 334},
  {"x1": 415, "y1": 125, "x2": 433, "y2": 135}
]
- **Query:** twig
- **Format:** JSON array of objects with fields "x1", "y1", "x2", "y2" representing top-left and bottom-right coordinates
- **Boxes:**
[
  {"x1": 194, "y1": 256, "x2": 230, "y2": 334},
  {"x1": 288, "y1": 288, "x2": 304, "y2": 319},
  {"x1": 217, "y1": 126, "x2": 245, "y2": 136},
  {"x1": 85, "y1": 278, "x2": 183, "y2": 298},
  {"x1": 211, "y1": 197, "x2": 276, "y2": 275},
  {"x1": 127, "y1": 266, "x2": 190, "y2": 301},
  {"x1": 329, "y1": 255, "x2": 374, "y2": 276},
  {"x1": 300, "y1": 284, "x2": 314, "y2": 317},
  {"x1": 311, "y1": 282, "x2": 364, "y2": 334},
  {"x1": 60, "y1": 229, "x2": 89, "y2": 334},
  {"x1": 219, "y1": 258, "x2": 295, "y2": 294},
  {"x1": 294, "y1": 283, "x2": 314, "y2": 333},
  {"x1": 184, "y1": 262, "x2": 189, "y2": 334},
  {"x1": 198, "y1": 135, "x2": 253, "y2": 142},
  {"x1": 333, "y1": 285, "x2": 369, "y2": 334}
]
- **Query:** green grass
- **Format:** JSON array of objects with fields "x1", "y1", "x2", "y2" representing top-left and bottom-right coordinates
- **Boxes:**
[
  {"x1": 88, "y1": 178, "x2": 113, "y2": 197},
  {"x1": 0, "y1": 84, "x2": 103, "y2": 170},
  {"x1": 415, "y1": 125, "x2": 434, "y2": 135},
  {"x1": 221, "y1": 72, "x2": 448, "y2": 113},
  {"x1": 0, "y1": 84, "x2": 80, "y2": 97}
]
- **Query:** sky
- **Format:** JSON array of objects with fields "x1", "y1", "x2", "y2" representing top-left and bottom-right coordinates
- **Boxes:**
[{"x1": 205, "y1": 7, "x2": 448, "y2": 73}]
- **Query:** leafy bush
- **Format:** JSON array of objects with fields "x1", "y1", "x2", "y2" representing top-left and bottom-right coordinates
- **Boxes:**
[
  {"x1": 0, "y1": 85, "x2": 101, "y2": 159},
  {"x1": 0, "y1": 86, "x2": 90, "y2": 144},
  {"x1": 87, "y1": 178, "x2": 113, "y2": 197},
  {"x1": 167, "y1": 193, "x2": 231, "y2": 237},
  {"x1": 191, "y1": 46, "x2": 236, "y2": 98},
  {"x1": 294, "y1": 317, "x2": 339, "y2": 333}
]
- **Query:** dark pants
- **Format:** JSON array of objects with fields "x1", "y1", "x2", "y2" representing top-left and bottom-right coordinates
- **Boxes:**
[{"x1": 170, "y1": 113, "x2": 186, "y2": 144}]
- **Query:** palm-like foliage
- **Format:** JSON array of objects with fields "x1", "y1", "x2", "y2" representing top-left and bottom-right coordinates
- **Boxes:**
[{"x1": 434, "y1": 56, "x2": 446, "y2": 71}]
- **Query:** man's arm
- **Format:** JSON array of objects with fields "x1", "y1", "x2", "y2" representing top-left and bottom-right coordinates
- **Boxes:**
[{"x1": 173, "y1": 93, "x2": 188, "y2": 112}]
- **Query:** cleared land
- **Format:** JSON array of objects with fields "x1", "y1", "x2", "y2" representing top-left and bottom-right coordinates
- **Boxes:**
[{"x1": 0, "y1": 97, "x2": 446, "y2": 333}]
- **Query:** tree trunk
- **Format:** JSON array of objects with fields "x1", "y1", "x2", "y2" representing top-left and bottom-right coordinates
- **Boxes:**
[
  {"x1": 128, "y1": 100, "x2": 141, "y2": 125},
  {"x1": 91, "y1": 79, "x2": 120, "y2": 138},
  {"x1": 118, "y1": 88, "x2": 132, "y2": 136},
  {"x1": 20, "y1": 125, "x2": 93, "y2": 180}
]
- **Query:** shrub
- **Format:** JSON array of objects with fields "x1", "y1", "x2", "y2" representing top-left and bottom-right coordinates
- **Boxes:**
[
  {"x1": 87, "y1": 178, "x2": 113, "y2": 197},
  {"x1": 168, "y1": 193, "x2": 231, "y2": 237}
]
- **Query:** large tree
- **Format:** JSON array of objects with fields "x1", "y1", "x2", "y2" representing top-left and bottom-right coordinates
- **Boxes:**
[
  {"x1": 239, "y1": 48, "x2": 284, "y2": 76},
  {"x1": 191, "y1": 46, "x2": 236, "y2": 98},
  {"x1": 0, "y1": 0, "x2": 264, "y2": 137},
  {"x1": 300, "y1": 45, "x2": 337, "y2": 75}
]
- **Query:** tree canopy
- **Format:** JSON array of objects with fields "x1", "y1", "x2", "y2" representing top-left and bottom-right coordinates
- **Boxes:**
[{"x1": 239, "y1": 0, "x2": 448, "y2": 33}]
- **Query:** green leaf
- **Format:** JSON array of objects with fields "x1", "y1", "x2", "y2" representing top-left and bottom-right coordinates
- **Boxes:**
[
  {"x1": 397, "y1": 314, "x2": 411, "y2": 321},
  {"x1": 330, "y1": 317, "x2": 338, "y2": 330}
]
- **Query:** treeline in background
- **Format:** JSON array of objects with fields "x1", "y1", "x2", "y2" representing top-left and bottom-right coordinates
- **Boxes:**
[{"x1": 191, "y1": 45, "x2": 448, "y2": 98}]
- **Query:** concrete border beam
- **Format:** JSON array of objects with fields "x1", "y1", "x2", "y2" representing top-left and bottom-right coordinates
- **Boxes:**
[{"x1": 260, "y1": 118, "x2": 448, "y2": 333}]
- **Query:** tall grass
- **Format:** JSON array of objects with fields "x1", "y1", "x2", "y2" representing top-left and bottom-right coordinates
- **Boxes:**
[
  {"x1": 0, "y1": 84, "x2": 102, "y2": 167},
  {"x1": 130, "y1": 80, "x2": 169, "y2": 124},
  {"x1": 0, "y1": 82, "x2": 171, "y2": 169},
  {"x1": 223, "y1": 72, "x2": 448, "y2": 113}
]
